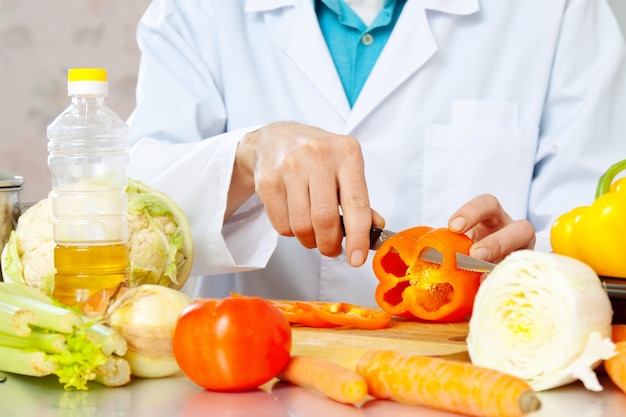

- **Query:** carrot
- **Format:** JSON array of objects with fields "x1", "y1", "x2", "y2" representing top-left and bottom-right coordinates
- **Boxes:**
[
  {"x1": 605, "y1": 341, "x2": 626, "y2": 394},
  {"x1": 612, "y1": 324, "x2": 626, "y2": 343},
  {"x1": 355, "y1": 350, "x2": 540, "y2": 417},
  {"x1": 277, "y1": 355, "x2": 368, "y2": 404}
]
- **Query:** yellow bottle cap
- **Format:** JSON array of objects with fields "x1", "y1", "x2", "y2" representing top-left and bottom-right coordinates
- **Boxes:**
[
  {"x1": 68, "y1": 68, "x2": 108, "y2": 82},
  {"x1": 67, "y1": 68, "x2": 108, "y2": 96}
]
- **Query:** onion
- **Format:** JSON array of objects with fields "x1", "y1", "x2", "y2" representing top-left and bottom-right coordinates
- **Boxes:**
[
  {"x1": 467, "y1": 250, "x2": 616, "y2": 391},
  {"x1": 106, "y1": 284, "x2": 192, "y2": 378}
]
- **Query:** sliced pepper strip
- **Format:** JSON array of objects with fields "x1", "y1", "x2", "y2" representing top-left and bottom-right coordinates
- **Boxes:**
[
  {"x1": 235, "y1": 296, "x2": 339, "y2": 328},
  {"x1": 302, "y1": 301, "x2": 392, "y2": 330},
  {"x1": 275, "y1": 300, "x2": 340, "y2": 328},
  {"x1": 231, "y1": 294, "x2": 391, "y2": 329},
  {"x1": 372, "y1": 227, "x2": 482, "y2": 323}
]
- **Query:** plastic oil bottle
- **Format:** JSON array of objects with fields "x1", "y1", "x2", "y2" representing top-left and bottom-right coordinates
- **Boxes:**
[{"x1": 47, "y1": 68, "x2": 129, "y2": 307}]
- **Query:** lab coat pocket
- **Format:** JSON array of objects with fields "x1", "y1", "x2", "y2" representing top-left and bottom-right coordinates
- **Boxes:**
[{"x1": 422, "y1": 102, "x2": 538, "y2": 226}]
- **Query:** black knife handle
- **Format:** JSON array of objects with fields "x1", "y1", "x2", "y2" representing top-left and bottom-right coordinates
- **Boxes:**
[{"x1": 339, "y1": 214, "x2": 383, "y2": 250}]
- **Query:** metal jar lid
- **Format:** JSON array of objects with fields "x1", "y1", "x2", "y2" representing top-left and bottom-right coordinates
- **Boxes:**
[{"x1": 0, "y1": 175, "x2": 24, "y2": 190}]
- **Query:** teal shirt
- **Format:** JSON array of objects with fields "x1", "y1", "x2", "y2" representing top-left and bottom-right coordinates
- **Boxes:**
[{"x1": 316, "y1": 0, "x2": 406, "y2": 107}]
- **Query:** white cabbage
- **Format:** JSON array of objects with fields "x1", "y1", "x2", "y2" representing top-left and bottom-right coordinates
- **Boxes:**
[{"x1": 467, "y1": 250, "x2": 616, "y2": 391}]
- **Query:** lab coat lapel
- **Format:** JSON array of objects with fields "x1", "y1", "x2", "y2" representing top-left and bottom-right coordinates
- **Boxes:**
[
  {"x1": 246, "y1": 0, "x2": 351, "y2": 121},
  {"x1": 347, "y1": 0, "x2": 480, "y2": 130}
]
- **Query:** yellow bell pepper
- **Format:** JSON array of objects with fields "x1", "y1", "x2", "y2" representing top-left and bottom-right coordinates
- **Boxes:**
[{"x1": 550, "y1": 159, "x2": 626, "y2": 278}]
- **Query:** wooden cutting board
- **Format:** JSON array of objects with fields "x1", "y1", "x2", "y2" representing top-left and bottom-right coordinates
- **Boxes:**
[{"x1": 291, "y1": 318, "x2": 470, "y2": 371}]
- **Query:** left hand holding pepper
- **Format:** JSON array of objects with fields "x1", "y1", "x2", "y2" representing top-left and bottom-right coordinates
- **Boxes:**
[
  {"x1": 370, "y1": 195, "x2": 535, "y2": 322},
  {"x1": 446, "y1": 194, "x2": 536, "y2": 264}
]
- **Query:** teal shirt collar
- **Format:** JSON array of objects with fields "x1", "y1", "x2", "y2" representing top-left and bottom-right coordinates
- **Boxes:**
[
  {"x1": 316, "y1": 0, "x2": 405, "y2": 106},
  {"x1": 319, "y1": 0, "x2": 396, "y2": 30}
]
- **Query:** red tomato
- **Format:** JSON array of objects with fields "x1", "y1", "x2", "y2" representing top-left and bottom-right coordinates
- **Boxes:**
[{"x1": 173, "y1": 296, "x2": 292, "y2": 392}]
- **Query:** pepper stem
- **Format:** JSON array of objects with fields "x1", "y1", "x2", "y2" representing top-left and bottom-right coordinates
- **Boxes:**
[{"x1": 596, "y1": 159, "x2": 626, "y2": 199}]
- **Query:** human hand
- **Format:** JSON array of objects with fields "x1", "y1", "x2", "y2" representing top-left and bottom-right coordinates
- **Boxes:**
[
  {"x1": 231, "y1": 122, "x2": 382, "y2": 267},
  {"x1": 447, "y1": 194, "x2": 535, "y2": 263}
]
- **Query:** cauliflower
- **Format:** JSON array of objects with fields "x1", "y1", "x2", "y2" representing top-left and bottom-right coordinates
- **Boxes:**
[
  {"x1": 1, "y1": 198, "x2": 56, "y2": 294},
  {"x1": 125, "y1": 179, "x2": 193, "y2": 288},
  {"x1": 0, "y1": 179, "x2": 194, "y2": 295}
]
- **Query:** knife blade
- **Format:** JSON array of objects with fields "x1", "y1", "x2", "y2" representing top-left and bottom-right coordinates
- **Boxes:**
[
  {"x1": 368, "y1": 223, "x2": 495, "y2": 273},
  {"x1": 419, "y1": 247, "x2": 495, "y2": 273}
]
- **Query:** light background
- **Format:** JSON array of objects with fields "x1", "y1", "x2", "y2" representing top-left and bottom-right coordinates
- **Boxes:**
[
  {"x1": 1, "y1": 0, "x2": 625, "y2": 203},
  {"x1": 0, "y1": 0, "x2": 151, "y2": 202}
]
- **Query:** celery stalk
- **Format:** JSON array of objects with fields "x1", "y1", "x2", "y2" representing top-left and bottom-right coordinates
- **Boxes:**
[
  {"x1": 86, "y1": 321, "x2": 127, "y2": 356},
  {"x1": 50, "y1": 328, "x2": 109, "y2": 391},
  {"x1": 94, "y1": 356, "x2": 131, "y2": 387},
  {"x1": 0, "y1": 327, "x2": 112, "y2": 391},
  {"x1": 0, "y1": 301, "x2": 36, "y2": 336},
  {"x1": 0, "y1": 281, "x2": 52, "y2": 304},
  {"x1": 0, "y1": 329, "x2": 66, "y2": 353},
  {"x1": 0, "y1": 282, "x2": 131, "y2": 391},
  {"x1": 0, "y1": 283, "x2": 83, "y2": 333},
  {"x1": 0, "y1": 345, "x2": 57, "y2": 377}
]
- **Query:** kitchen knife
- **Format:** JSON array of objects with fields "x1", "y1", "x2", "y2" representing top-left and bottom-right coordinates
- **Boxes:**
[
  {"x1": 368, "y1": 224, "x2": 495, "y2": 273},
  {"x1": 340, "y1": 215, "x2": 495, "y2": 272}
]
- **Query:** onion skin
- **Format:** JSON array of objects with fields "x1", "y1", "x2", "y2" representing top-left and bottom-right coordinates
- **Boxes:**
[
  {"x1": 107, "y1": 285, "x2": 191, "y2": 378},
  {"x1": 123, "y1": 351, "x2": 181, "y2": 379}
]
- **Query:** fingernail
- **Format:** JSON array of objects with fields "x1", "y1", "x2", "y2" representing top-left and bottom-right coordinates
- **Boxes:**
[
  {"x1": 449, "y1": 216, "x2": 466, "y2": 232},
  {"x1": 350, "y1": 250, "x2": 366, "y2": 267},
  {"x1": 472, "y1": 246, "x2": 490, "y2": 261}
]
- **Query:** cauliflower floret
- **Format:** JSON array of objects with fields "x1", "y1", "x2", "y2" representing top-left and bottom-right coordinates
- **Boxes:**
[
  {"x1": 13, "y1": 198, "x2": 56, "y2": 293},
  {"x1": 127, "y1": 212, "x2": 173, "y2": 286},
  {"x1": 0, "y1": 179, "x2": 193, "y2": 296}
]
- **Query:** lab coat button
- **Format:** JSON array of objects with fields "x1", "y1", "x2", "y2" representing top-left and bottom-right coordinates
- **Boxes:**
[{"x1": 361, "y1": 33, "x2": 374, "y2": 46}]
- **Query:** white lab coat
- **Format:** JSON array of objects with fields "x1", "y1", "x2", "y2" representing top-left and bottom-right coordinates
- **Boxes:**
[{"x1": 128, "y1": 0, "x2": 626, "y2": 306}]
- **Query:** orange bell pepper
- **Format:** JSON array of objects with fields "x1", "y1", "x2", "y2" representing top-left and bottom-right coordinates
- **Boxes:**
[
  {"x1": 551, "y1": 159, "x2": 626, "y2": 278},
  {"x1": 372, "y1": 227, "x2": 482, "y2": 323}
]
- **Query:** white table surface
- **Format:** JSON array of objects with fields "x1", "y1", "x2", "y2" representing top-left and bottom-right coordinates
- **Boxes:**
[{"x1": 1, "y1": 370, "x2": 625, "y2": 417}]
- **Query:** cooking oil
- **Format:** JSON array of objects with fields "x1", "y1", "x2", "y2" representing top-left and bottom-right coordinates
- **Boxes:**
[
  {"x1": 53, "y1": 243, "x2": 128, "y2": 307},
  {"x1": 47, "y1": 69, "x2": 130, "y2": 309}
]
